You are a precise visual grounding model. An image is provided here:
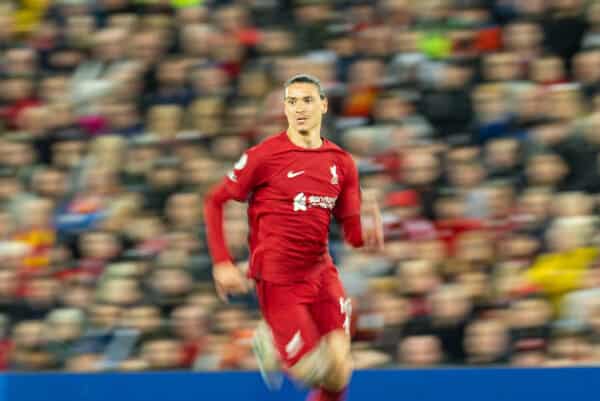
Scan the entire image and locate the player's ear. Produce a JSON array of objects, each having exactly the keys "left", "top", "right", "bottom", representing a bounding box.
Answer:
[{"left": 321, "top": 97, "right": 328, "bottom": 114}]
